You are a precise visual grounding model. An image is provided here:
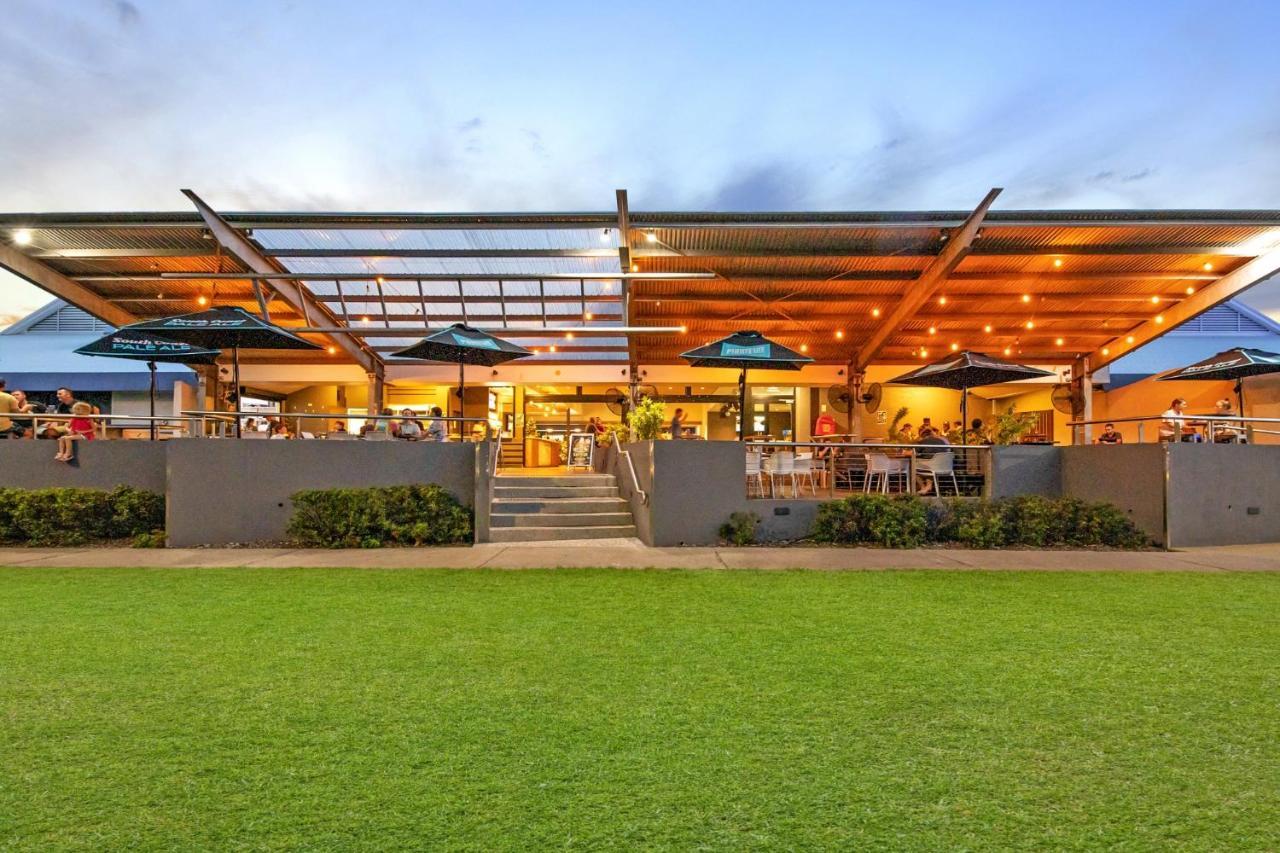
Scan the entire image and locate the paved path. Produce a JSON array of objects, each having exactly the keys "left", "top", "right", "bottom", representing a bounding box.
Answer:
[{"left": 2, "top": 542, "right": 1279, "bottom": 571}]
